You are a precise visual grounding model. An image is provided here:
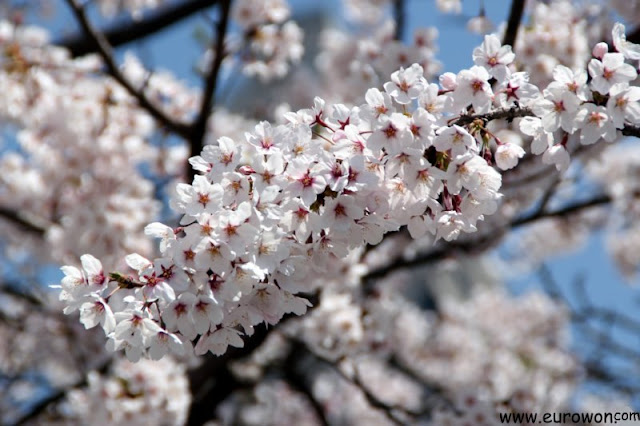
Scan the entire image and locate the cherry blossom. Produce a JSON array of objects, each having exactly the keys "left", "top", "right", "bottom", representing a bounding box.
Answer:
[
  {"left": 588, "top": 52, "right": 637, "bottom": 95},
  {"left": 473, "top": 34, "right": 515, "bottom": 82}
]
